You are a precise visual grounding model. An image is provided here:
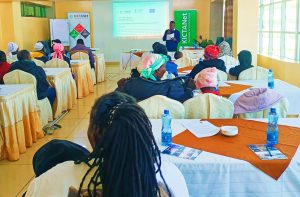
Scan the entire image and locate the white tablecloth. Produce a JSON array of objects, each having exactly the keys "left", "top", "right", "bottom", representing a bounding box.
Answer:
[
  {"left": 120, "top": 51, "right": 151, "bottom": 71},
  {"left": 151, "top": 118, "right": 300, "bottom": 197},
  {"left": 227, "top": 79, "right": 300, "bottom": 115},
  {"left": 93, "top": 53, "right": 106, "bottom": 83}
]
